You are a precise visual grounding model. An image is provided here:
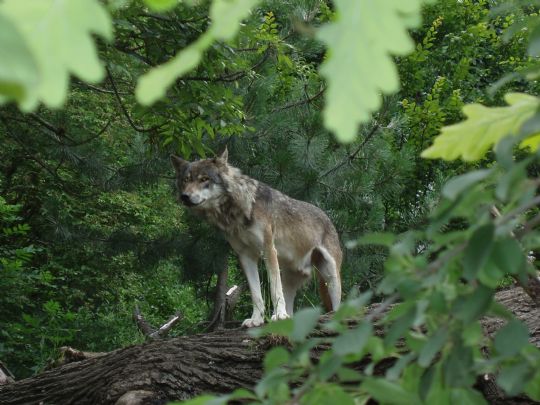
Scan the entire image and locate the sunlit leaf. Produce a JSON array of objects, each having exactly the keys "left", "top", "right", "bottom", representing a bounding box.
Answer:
[
  {"left": 316, "top": 0, "right": 424, "bottom": 143},
  {"left": 136, "top": 0, "right": 259, "bottom": 105},
  {"left": 422, "top": 93, "right": 540, "bottom": 161},
  {"left": 0, "top": 13, "right": 39, "bottom": 106},
  {"left": 0, "top": 0, "right": 112, "bottom": 110},
  {"left": 143, "top": 0, "right": 179, "bottom": 12}
]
